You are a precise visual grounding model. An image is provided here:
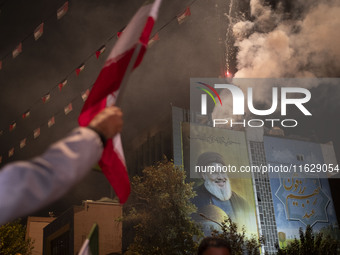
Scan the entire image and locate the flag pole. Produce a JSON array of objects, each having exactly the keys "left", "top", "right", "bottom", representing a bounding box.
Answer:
[
  {"left": 114, "top": 43, "right": 142, "bottom": 107},
  {"left": 79, "top": 0, "right": 162, "bottom": 203},
  {"left": 107, "top": 43, "right": 142, "bottom": 199}
]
